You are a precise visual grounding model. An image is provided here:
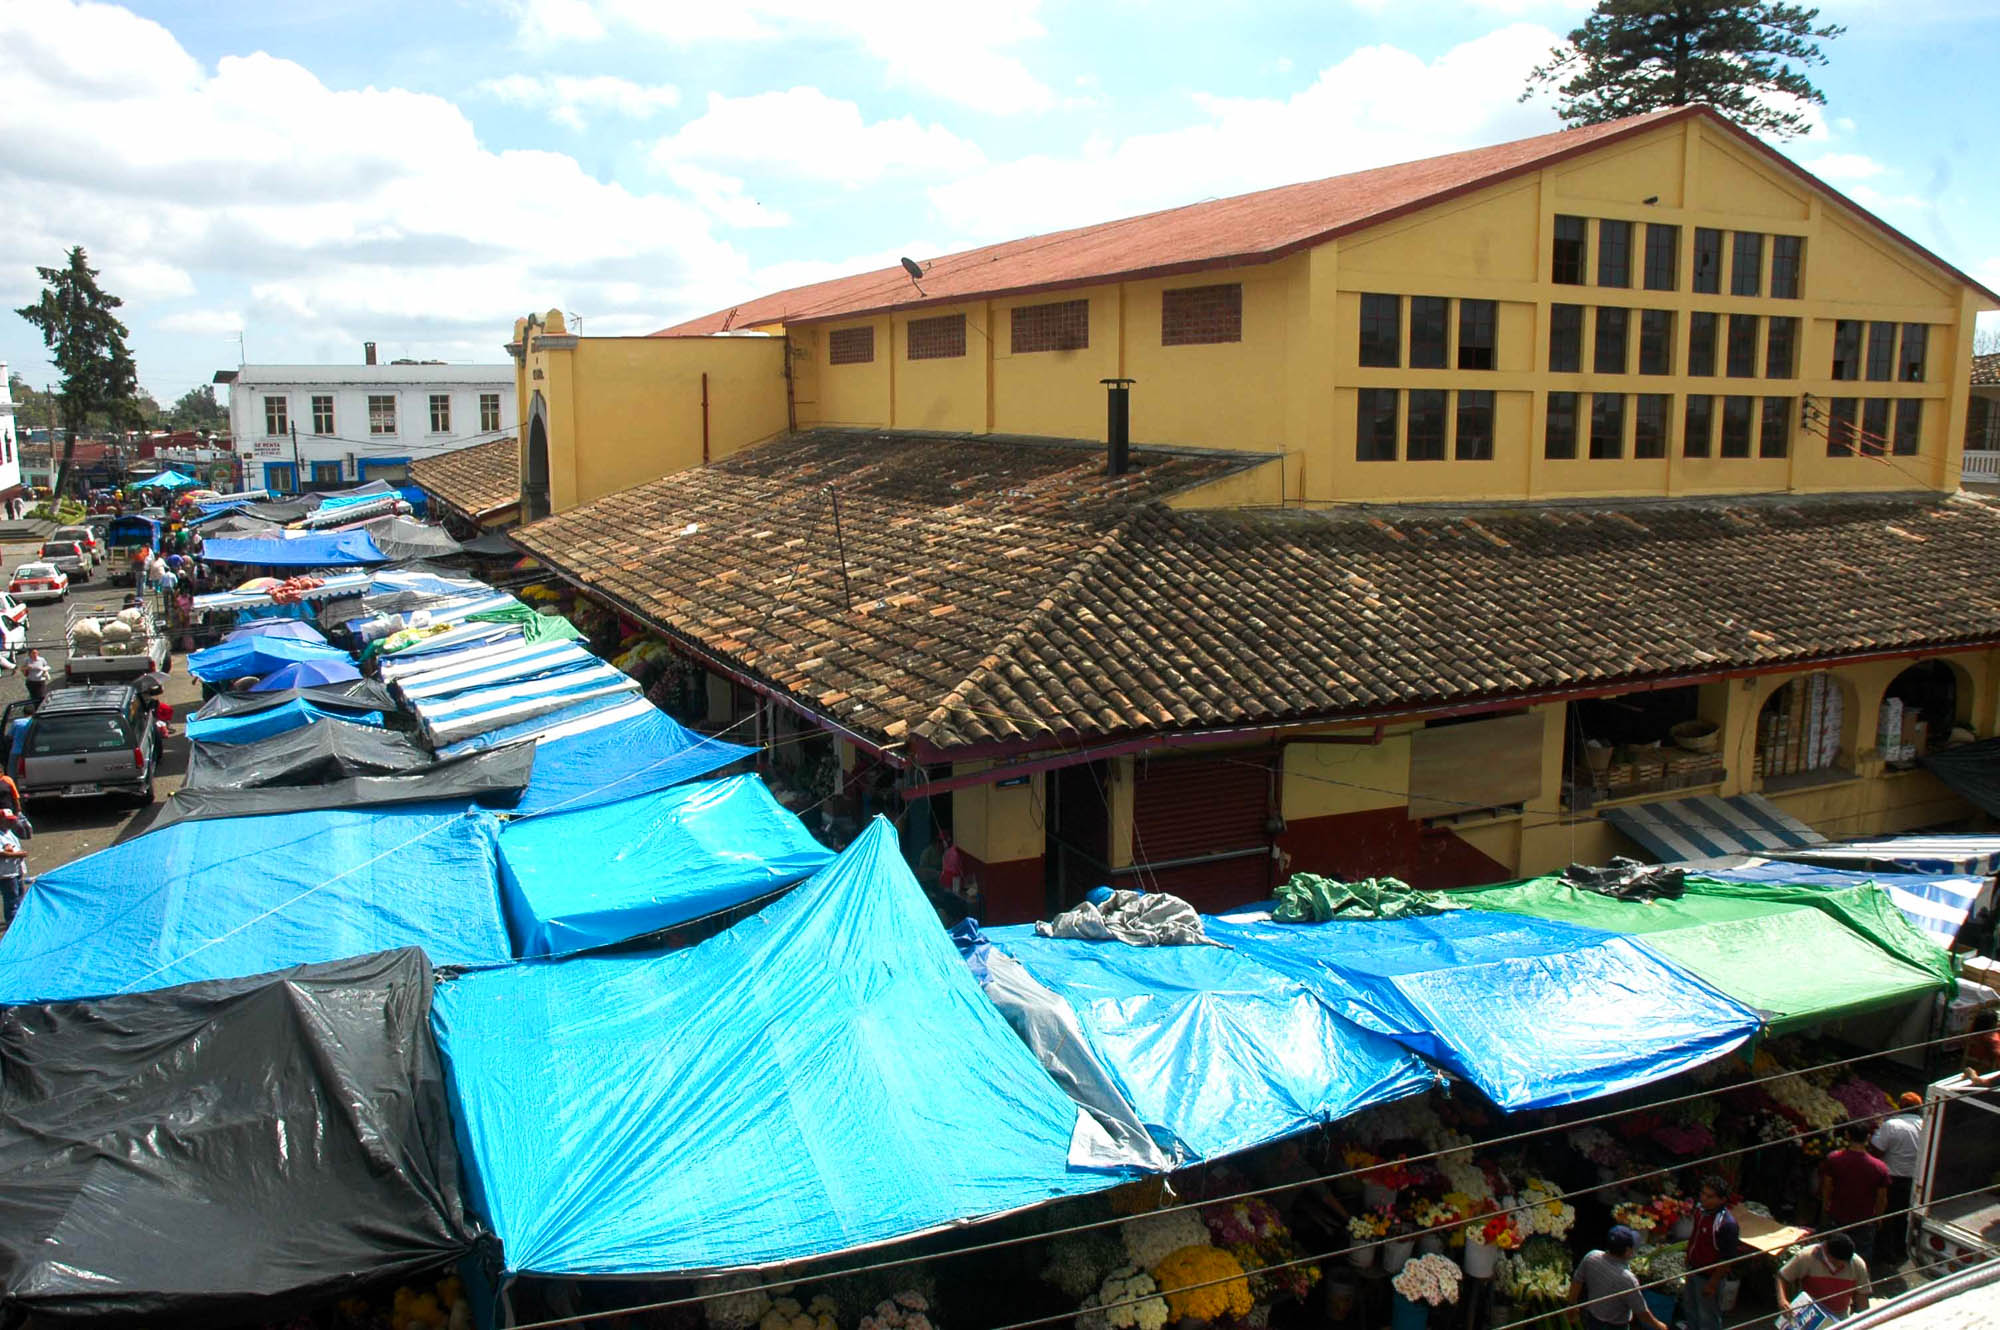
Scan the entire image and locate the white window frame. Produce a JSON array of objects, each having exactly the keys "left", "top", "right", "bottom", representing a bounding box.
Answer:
[
  {"left": 368, "top": 394, "right": 398, "bottom": 436},
  {"left": 479, "top": 392, "right": 502, "bottom": 433},
  {"left": 263, "top": 395, "right": 288, "bottom": 437},
  {"left": 429, "top": 393, "right": 451, "bottom": 435},
  {"left": 310, "top": 394, "right": 335, "bottom": 436}
]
